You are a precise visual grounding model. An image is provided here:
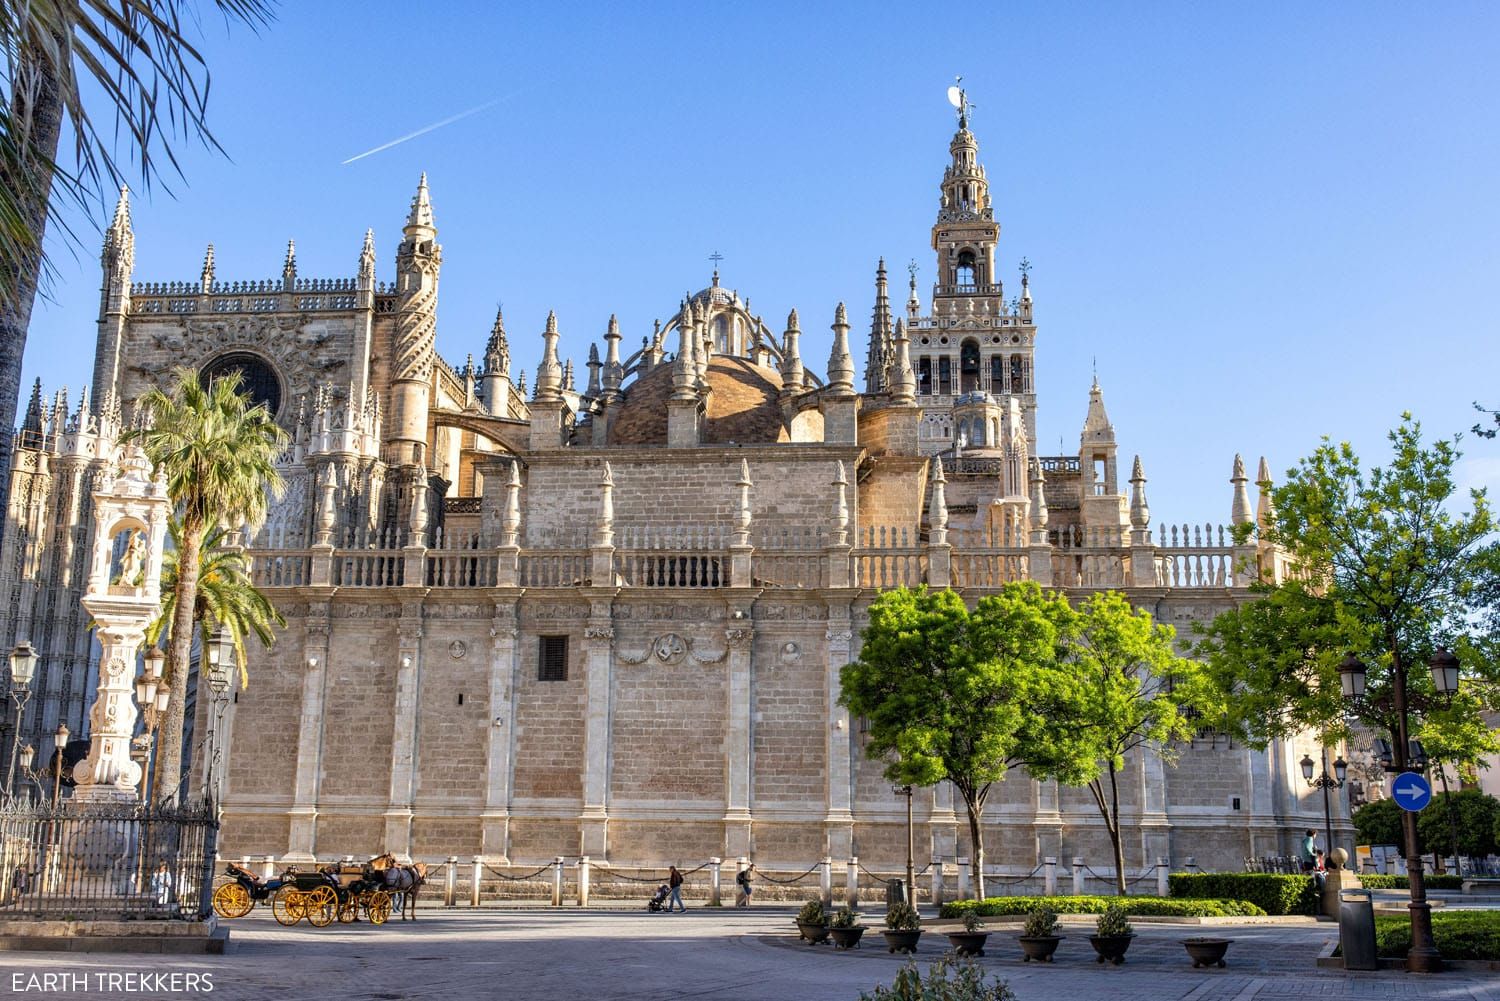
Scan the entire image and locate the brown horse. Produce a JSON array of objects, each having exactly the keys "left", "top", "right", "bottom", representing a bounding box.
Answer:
[{"left": 367, "top": 853, "right": 428, "bottom": 921}]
